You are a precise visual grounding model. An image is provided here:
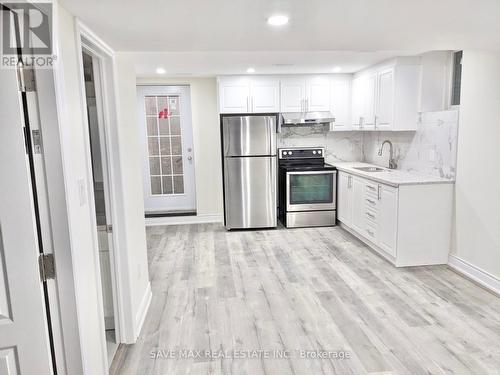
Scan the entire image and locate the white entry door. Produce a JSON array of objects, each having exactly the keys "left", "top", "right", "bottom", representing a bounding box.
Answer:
[
  {"left": 0, "top": 67, "right": 54, "bottom": 372},
  {"left": 137, "top": 85, "right": 196, "bottom": 214}
]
